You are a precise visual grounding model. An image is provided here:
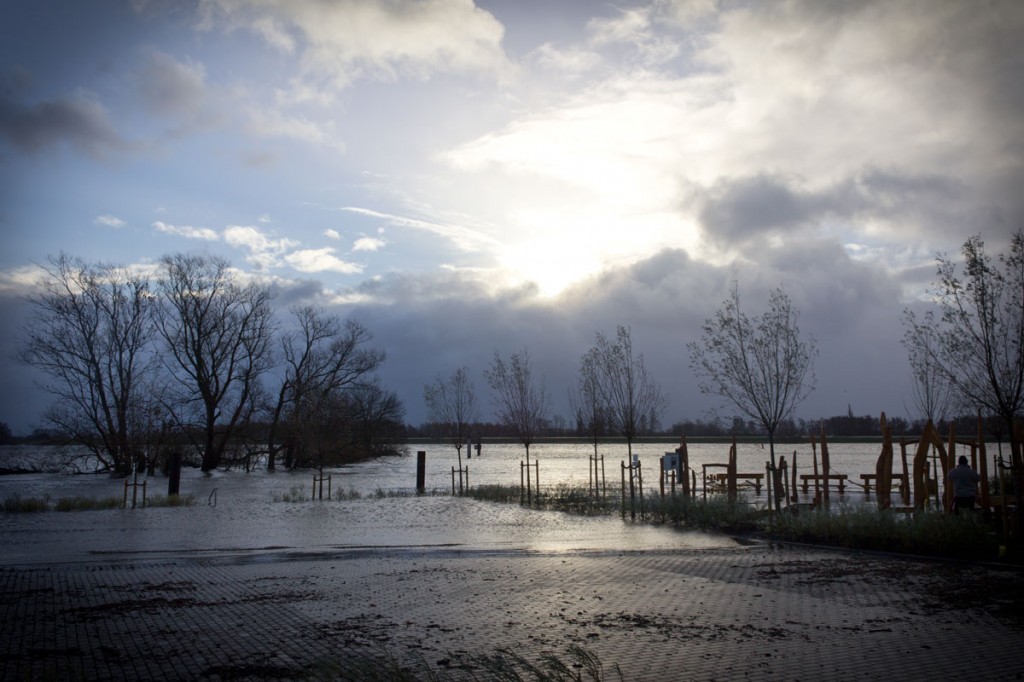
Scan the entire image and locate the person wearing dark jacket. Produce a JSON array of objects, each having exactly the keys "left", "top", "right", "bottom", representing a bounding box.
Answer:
[{"left": 947, "top": 455, "right": 981, "bottom": 514}]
